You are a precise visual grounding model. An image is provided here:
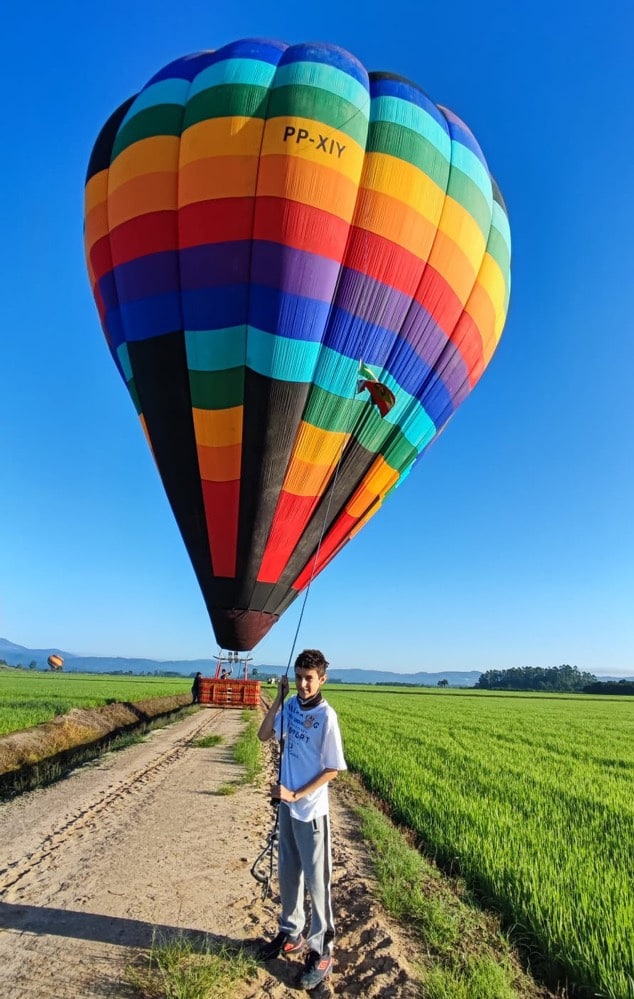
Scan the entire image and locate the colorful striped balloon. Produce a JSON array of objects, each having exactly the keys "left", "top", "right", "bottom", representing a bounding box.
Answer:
[{"left": 84, "top": 38, "right": 511, "bottom": 651}]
